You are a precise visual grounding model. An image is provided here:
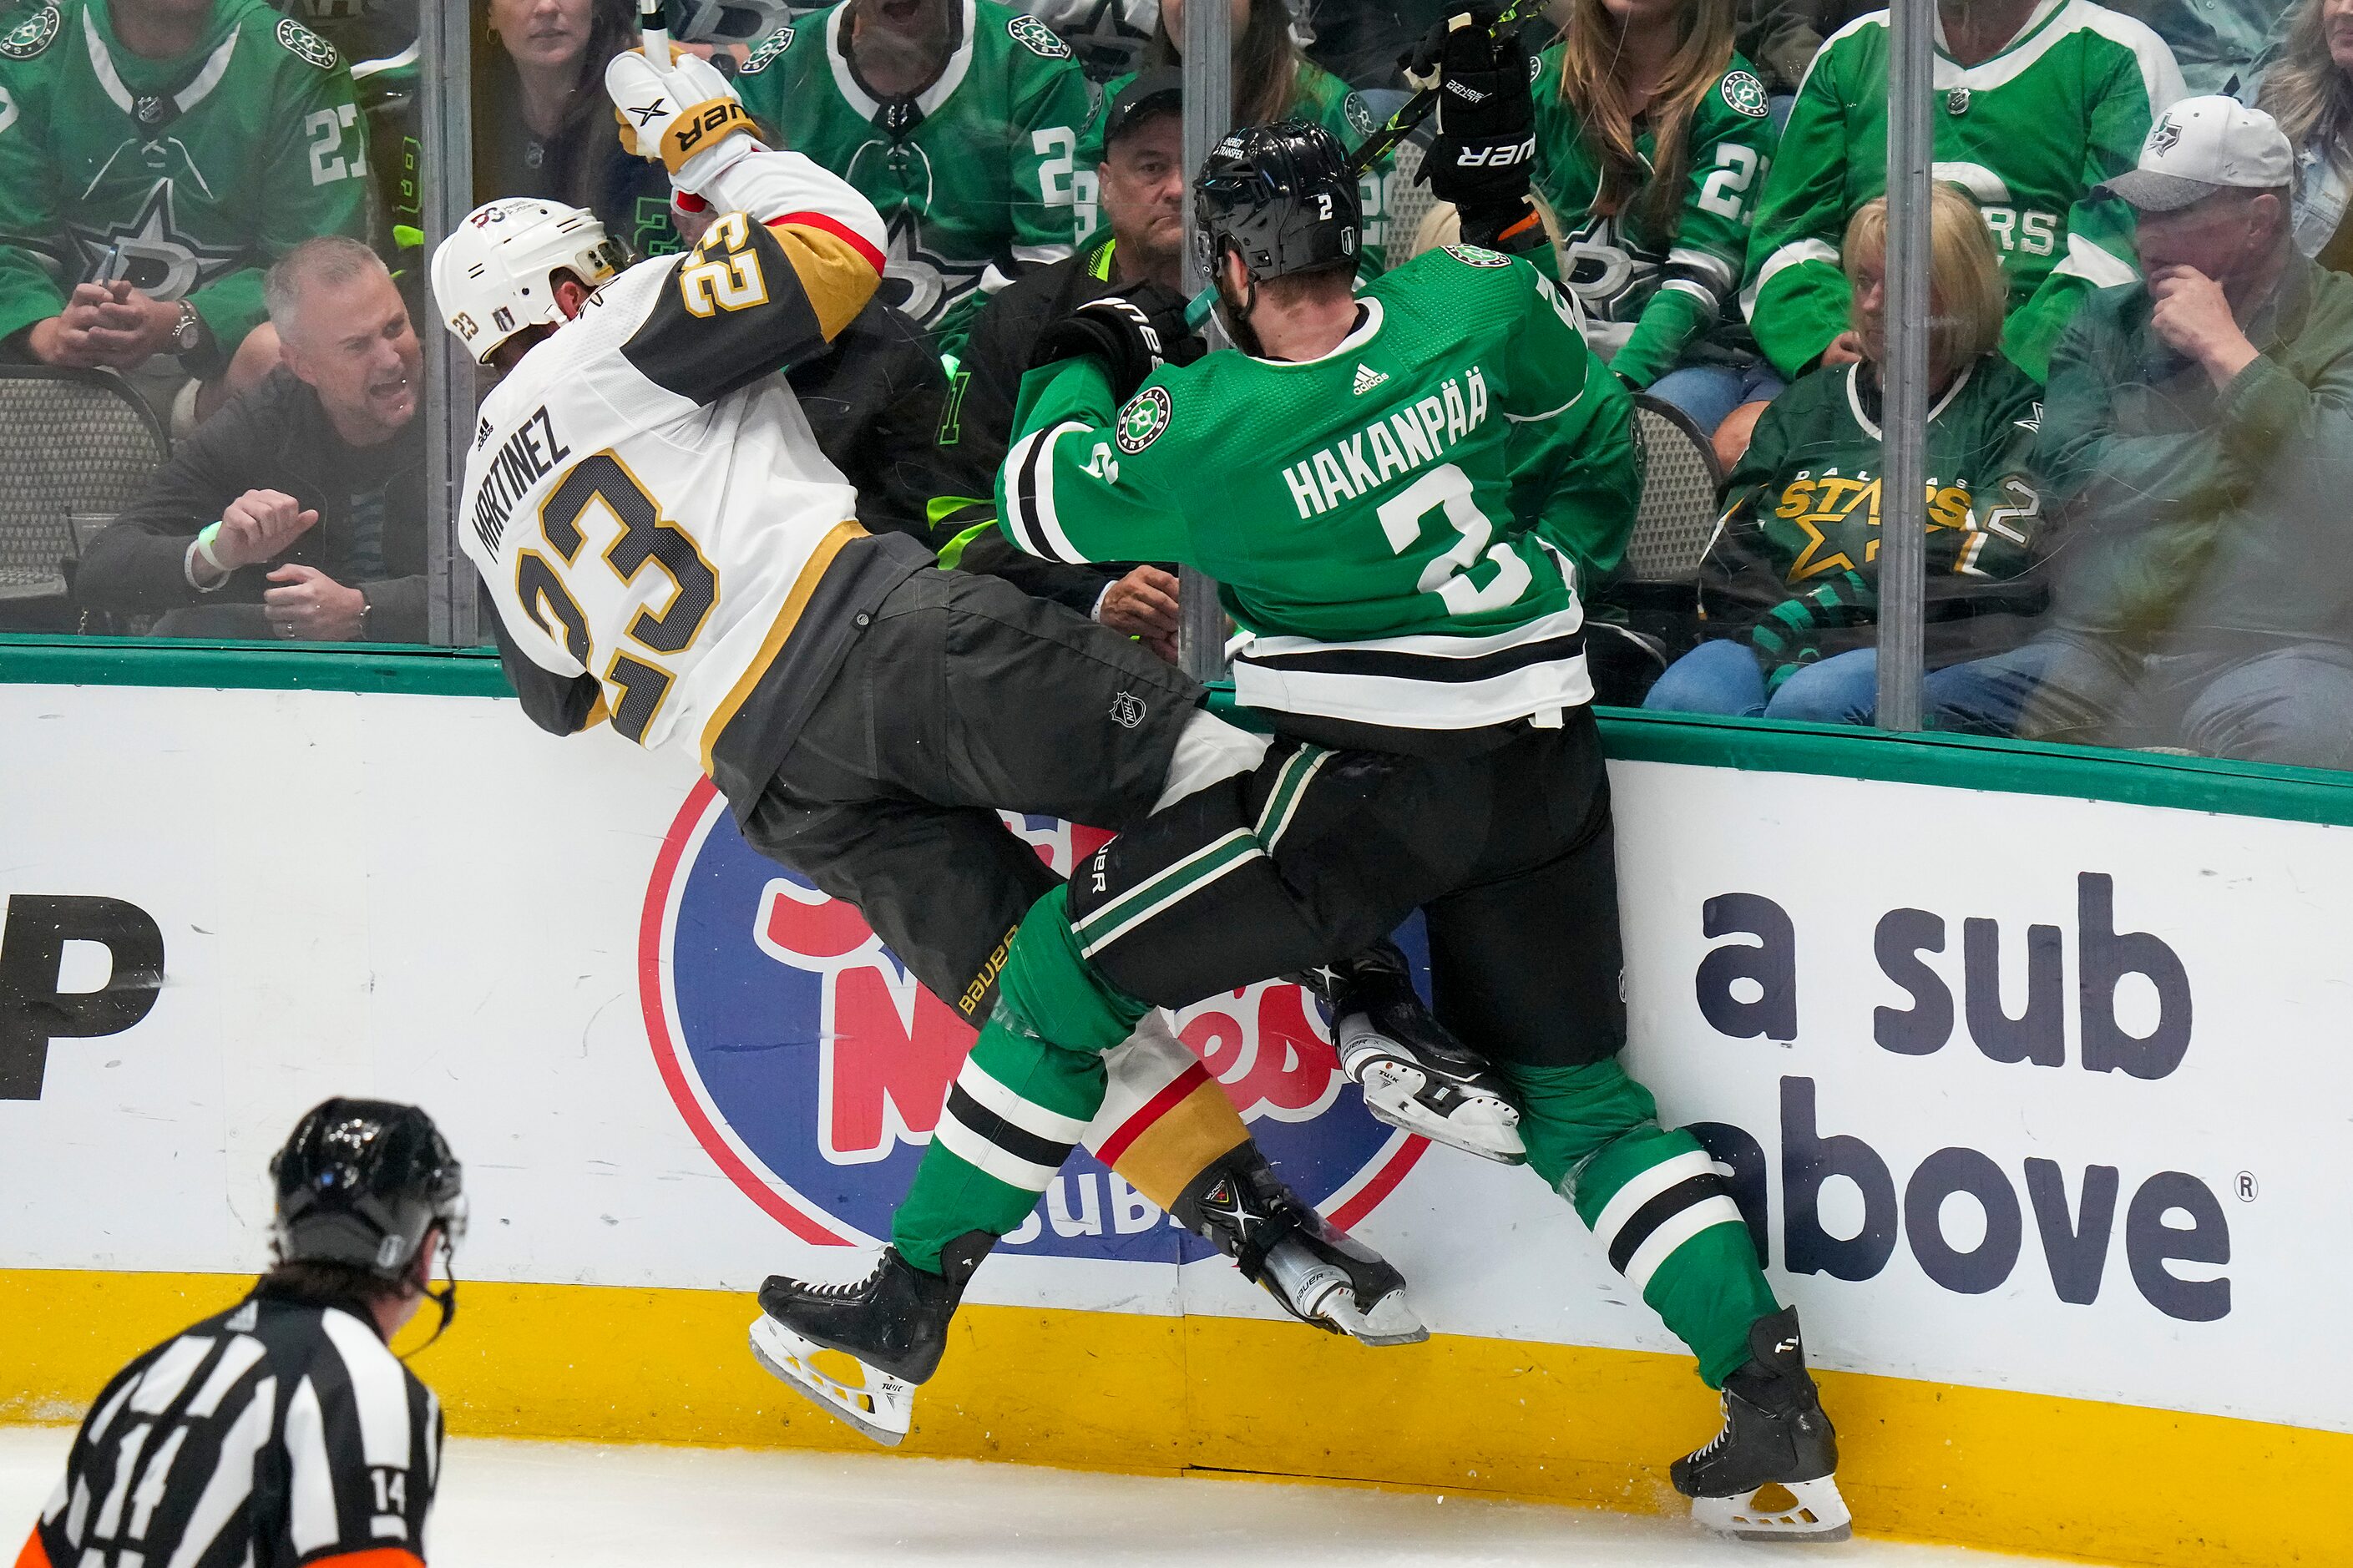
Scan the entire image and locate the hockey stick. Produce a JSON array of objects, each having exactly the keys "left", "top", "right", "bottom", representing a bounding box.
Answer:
[
  {"left": 639, "top": 0, "right": 669, "bottom": 58},
  {"left": 1343, "top": 0, "right": 1538, "bottom": 178},
  {"left": 1181, "top": 0, "right": 1539, "bottom": 330}
]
